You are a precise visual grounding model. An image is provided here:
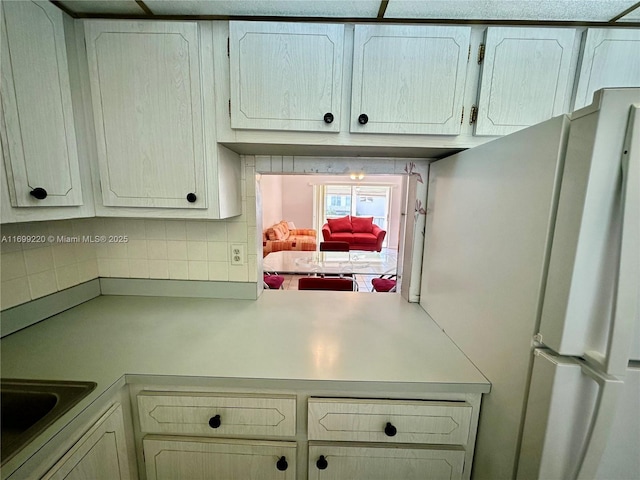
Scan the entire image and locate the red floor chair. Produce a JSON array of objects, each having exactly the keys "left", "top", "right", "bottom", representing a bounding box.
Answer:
[
  {"left": 371, "top": 274, "right": 397, "bottom": 292},
  {"left": 263, "top": 273, "right": 285, "bottom": 289},
  {"left": 320, "top": 241, "right": 350, "bottom": 252},
  {"left": 298, "top": 276, "right": 358, "bottom": 291}
]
